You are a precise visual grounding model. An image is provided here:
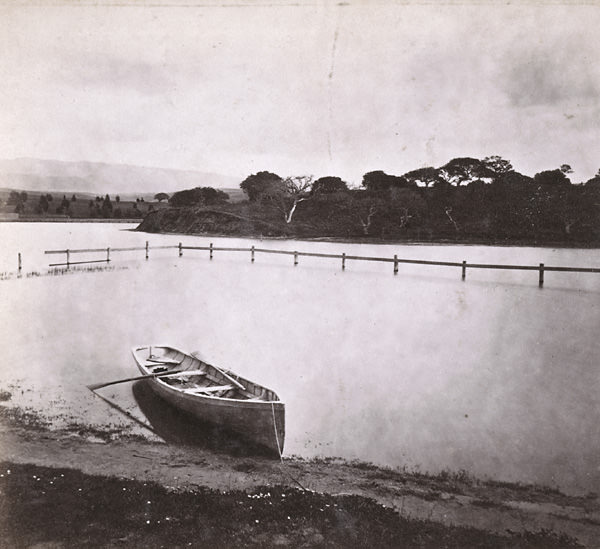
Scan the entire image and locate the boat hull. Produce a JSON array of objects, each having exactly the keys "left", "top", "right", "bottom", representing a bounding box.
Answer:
[{"left": 132, "top": 345, "right": 285, "bottom": 456}]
